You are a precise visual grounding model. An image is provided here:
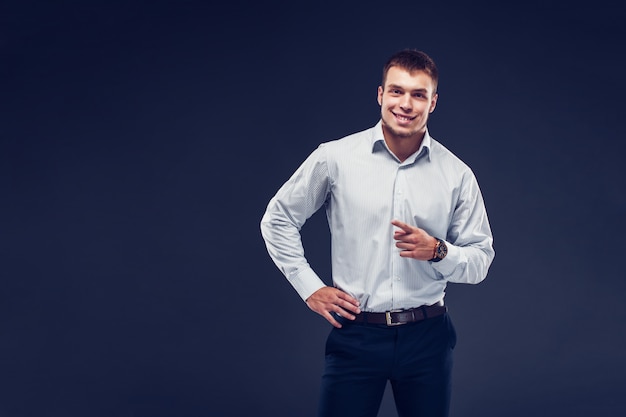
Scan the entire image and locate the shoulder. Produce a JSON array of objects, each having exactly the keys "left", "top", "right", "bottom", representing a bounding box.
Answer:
[
  {"left": 428, "top": 137, "right": 483, "bottom": 194},
  {"left": 321, "top": 125, "right": 374, "bottom": 150},
  {"left": 429, "top": 137, "right": 474, "bottom": 175},
  {"left": 317, "top": 125, "right": 375, "bottom": 163}
]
